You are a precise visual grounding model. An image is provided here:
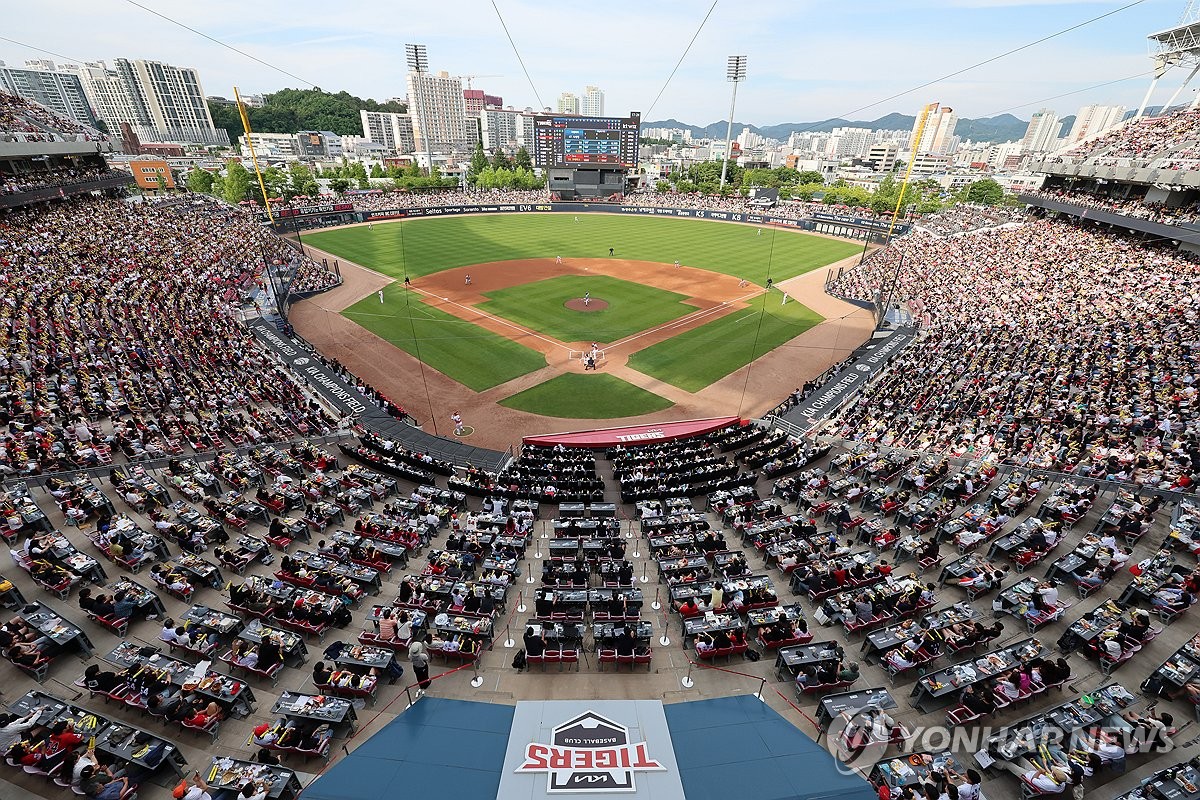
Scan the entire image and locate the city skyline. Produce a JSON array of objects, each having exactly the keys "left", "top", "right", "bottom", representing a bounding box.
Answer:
[{"left": 0, "top": 0, "right": 1186, "bottom": 126}]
